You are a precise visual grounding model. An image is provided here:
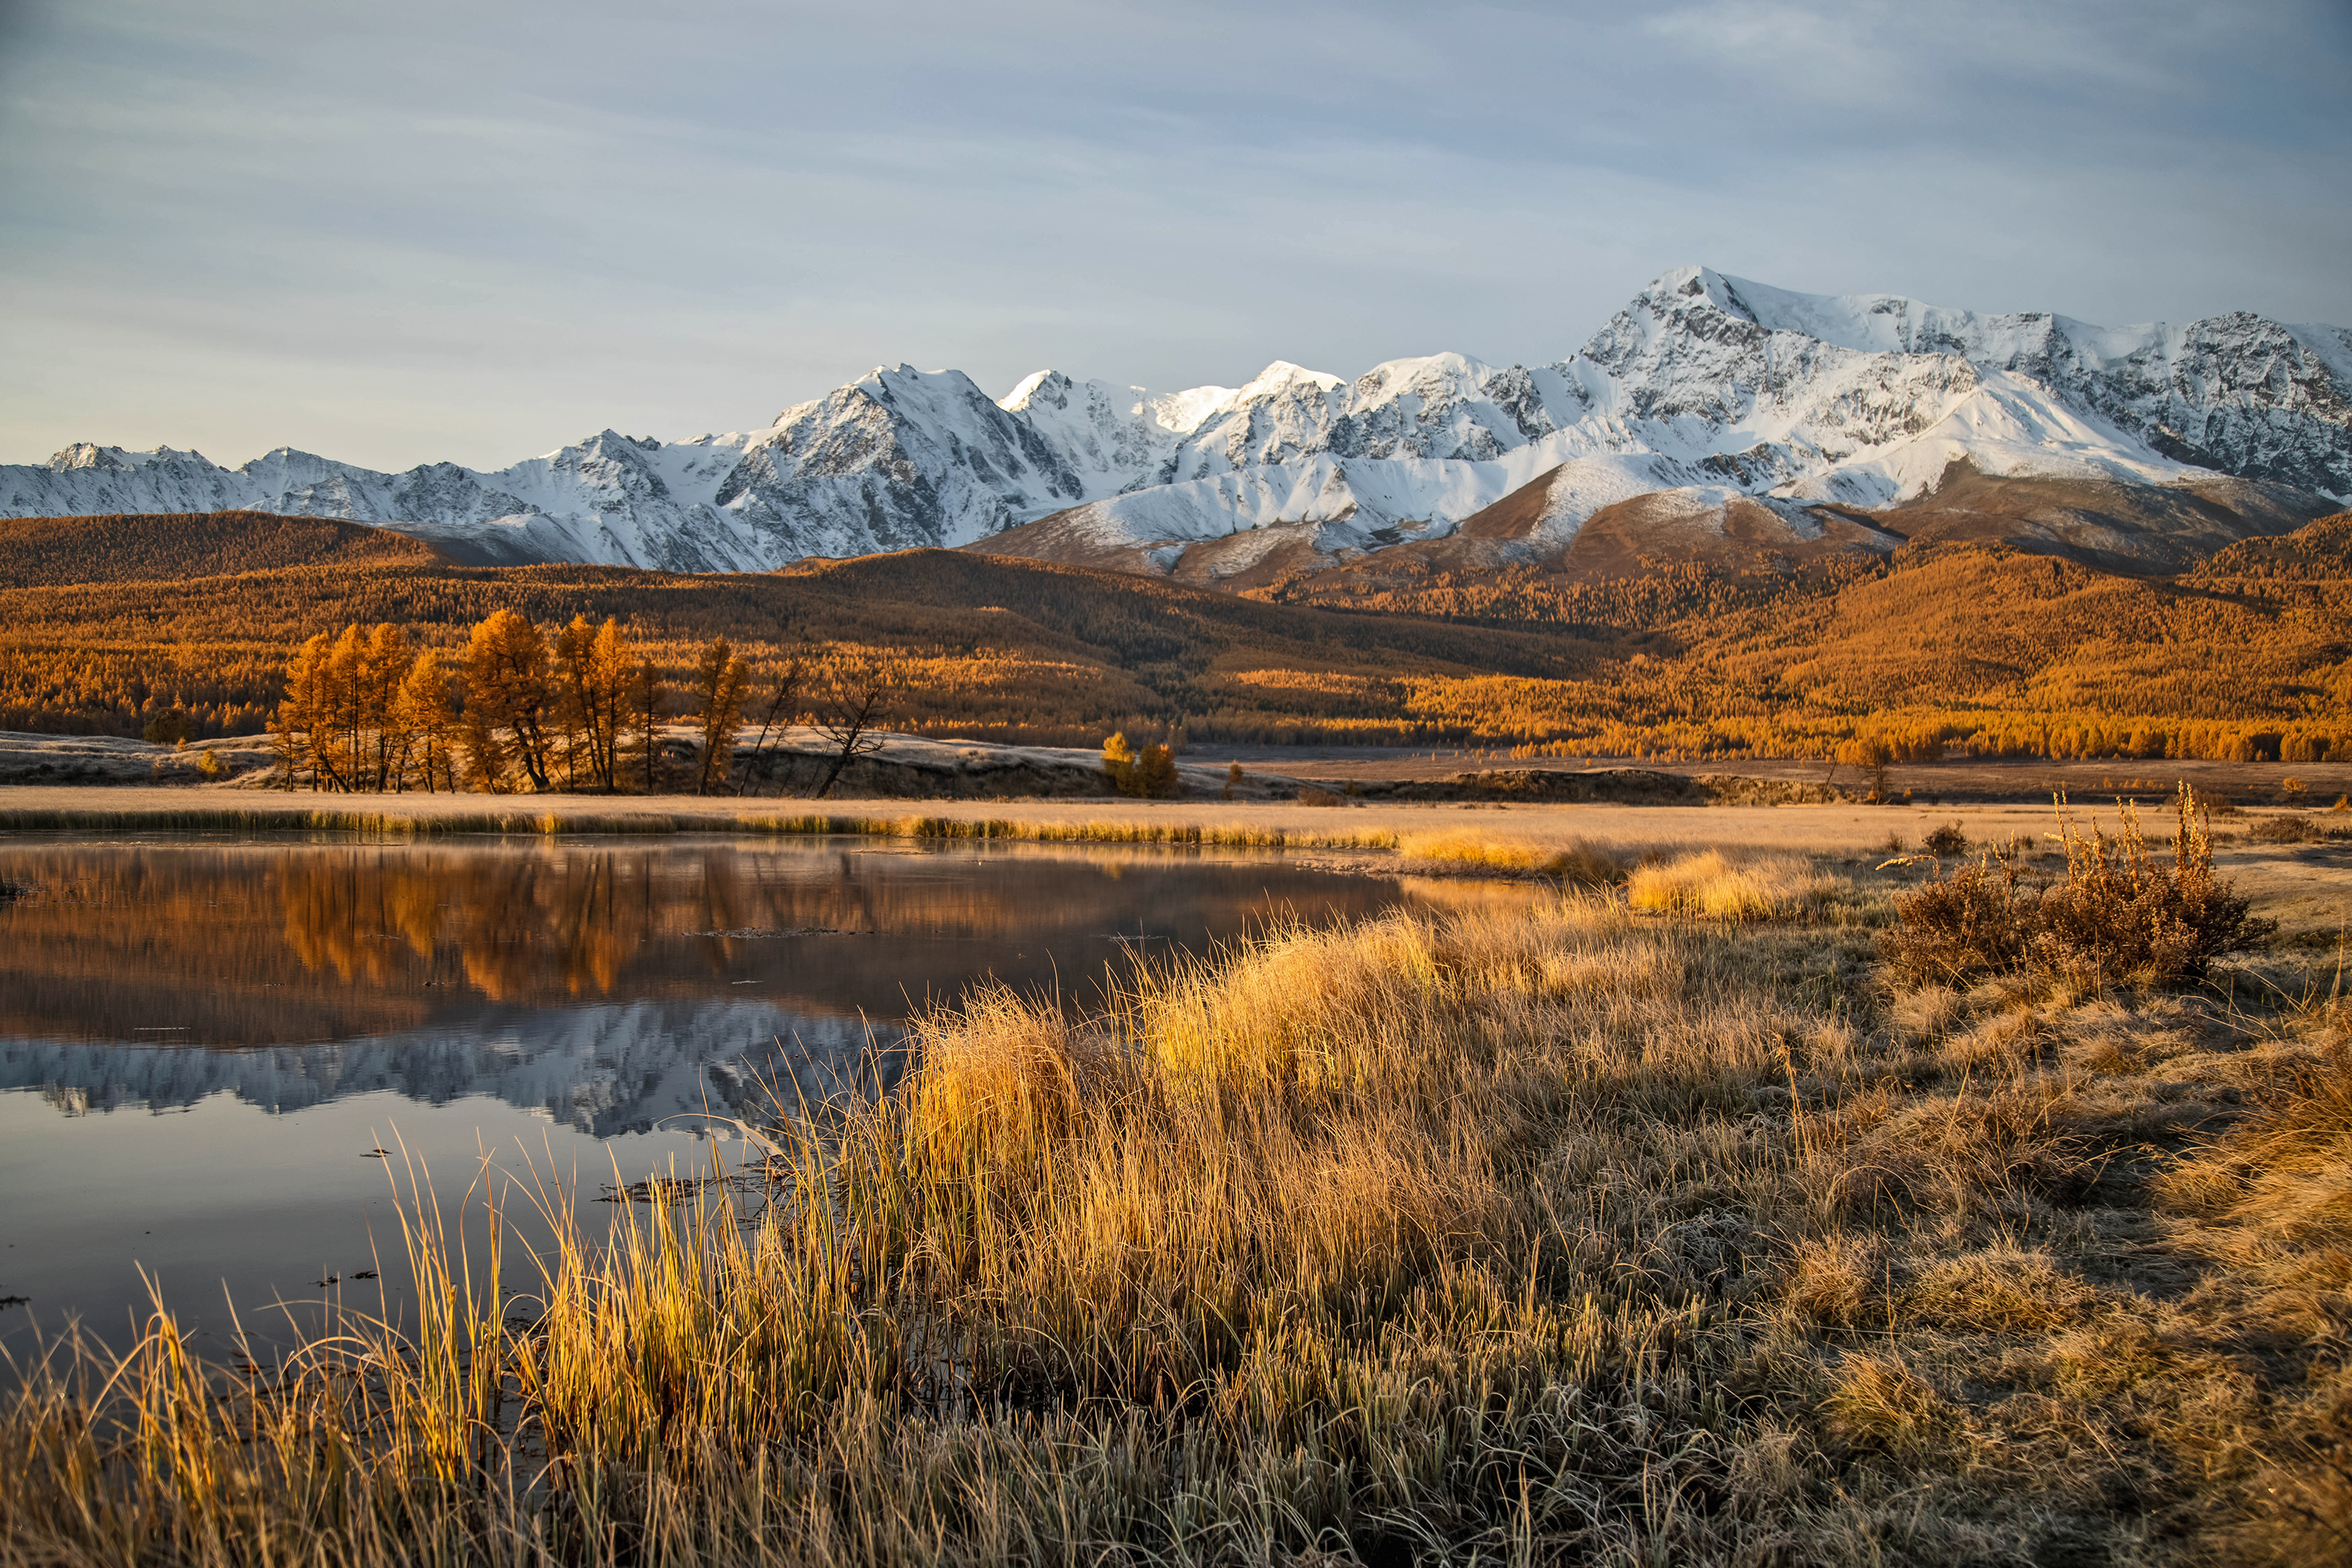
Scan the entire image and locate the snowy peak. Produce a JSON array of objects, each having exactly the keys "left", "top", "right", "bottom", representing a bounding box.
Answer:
[
  {"left": 996, "top": 372, "right": 1173, "bottom": 492},
  {"left": 1614, "top": 266, "right": 2352, "bottom": 496},
  {"left": 50, "top": 442, "right": 133, "bottom": 472},
  {"left": 4, "top": 267, "right": 2345, "bottom": 574}
]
